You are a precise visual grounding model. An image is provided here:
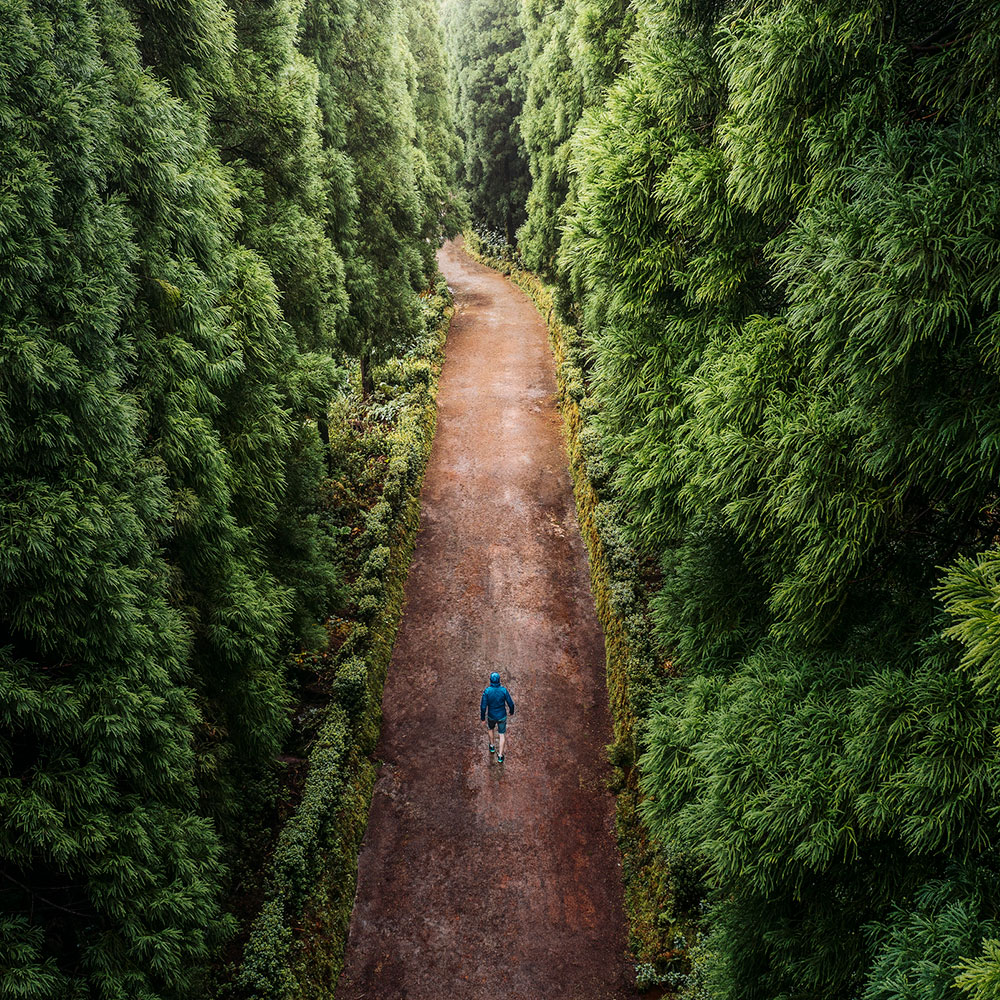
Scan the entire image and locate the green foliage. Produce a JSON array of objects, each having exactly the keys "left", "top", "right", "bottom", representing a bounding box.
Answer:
[
  {"left": 518, "top": 0, "right": 634, "bottom": 281},
  {"left": 112, "top": 0, "right": 301, "bottom": 839},
  {"left": 518, "top": 0, "right": 584, "bottom": 276},
  {"left": 335, "top": 0, "right": 425, "bottom": 386},
  {"left": 1, "top": 0, "right": 460, "bottom": 993},
  {"left": 298, "top": 0, "right": 461, "bottom": 392},
  {"left": 332, "top": 657, "right": 369, "bottom": 721},
  {"left": 443, "top": 0, "right": 530, "bottom": 243},
  {"left": 0, "top": 1, "right": 230, "bottom": 993},
  {"left": 957, "top": 940, "right": 1000, "bottom": 1000},
  {"left": 864, "top": 867, "right": 1000, "bottom": 1000},
  {"left": 235, "top": 705, "right": 354, "bottom": 999},
  {"left": 403, "top": 0, "right": 468, "bottom": 272},
  {"left": 538, "top": 0, "right": 1000, "bottom": 993},
  {"left": 209, "top": 0, "right": 349, "bottom": 654}
]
